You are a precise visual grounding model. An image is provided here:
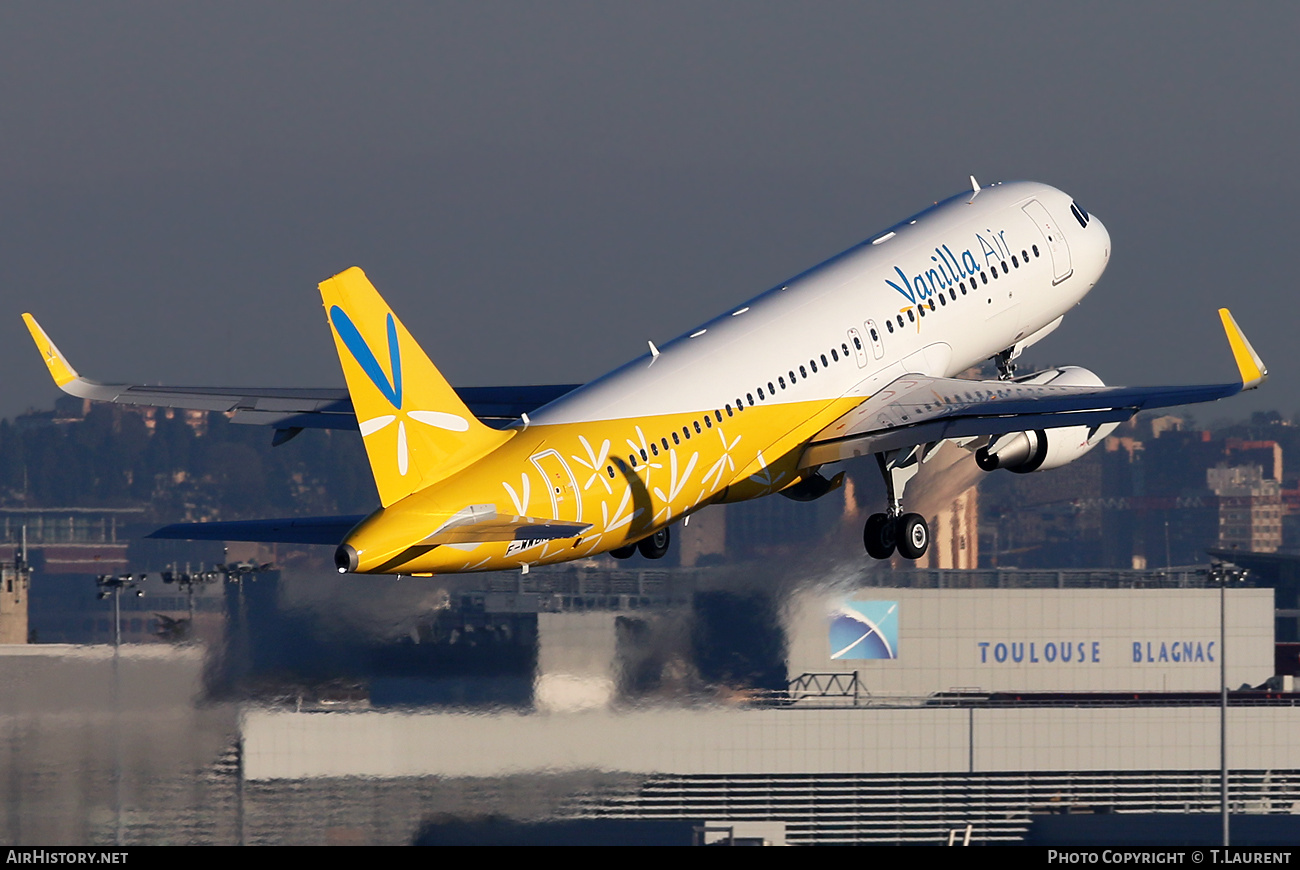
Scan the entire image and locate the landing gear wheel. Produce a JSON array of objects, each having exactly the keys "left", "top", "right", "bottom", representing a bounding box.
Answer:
[
  {"left": 637, "top": 527, "right": 670, "bottom": 560},
  {"left": 895, "top": 513, "right": 929, "bottom": 560},
  {"left": 610, "top": 543, "right": 637, "bottom": 560},
  {"left": 863, "top": 513, "right": 896, "bottom": 560}
]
